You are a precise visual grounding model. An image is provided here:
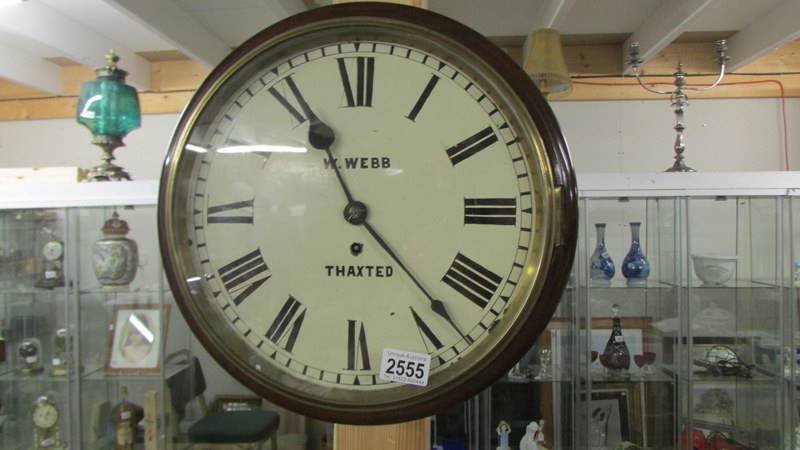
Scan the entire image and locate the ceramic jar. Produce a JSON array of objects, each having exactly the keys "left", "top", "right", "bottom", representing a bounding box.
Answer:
[{"left": 93, "top": 212, "right": 138, "bottom": 287}]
